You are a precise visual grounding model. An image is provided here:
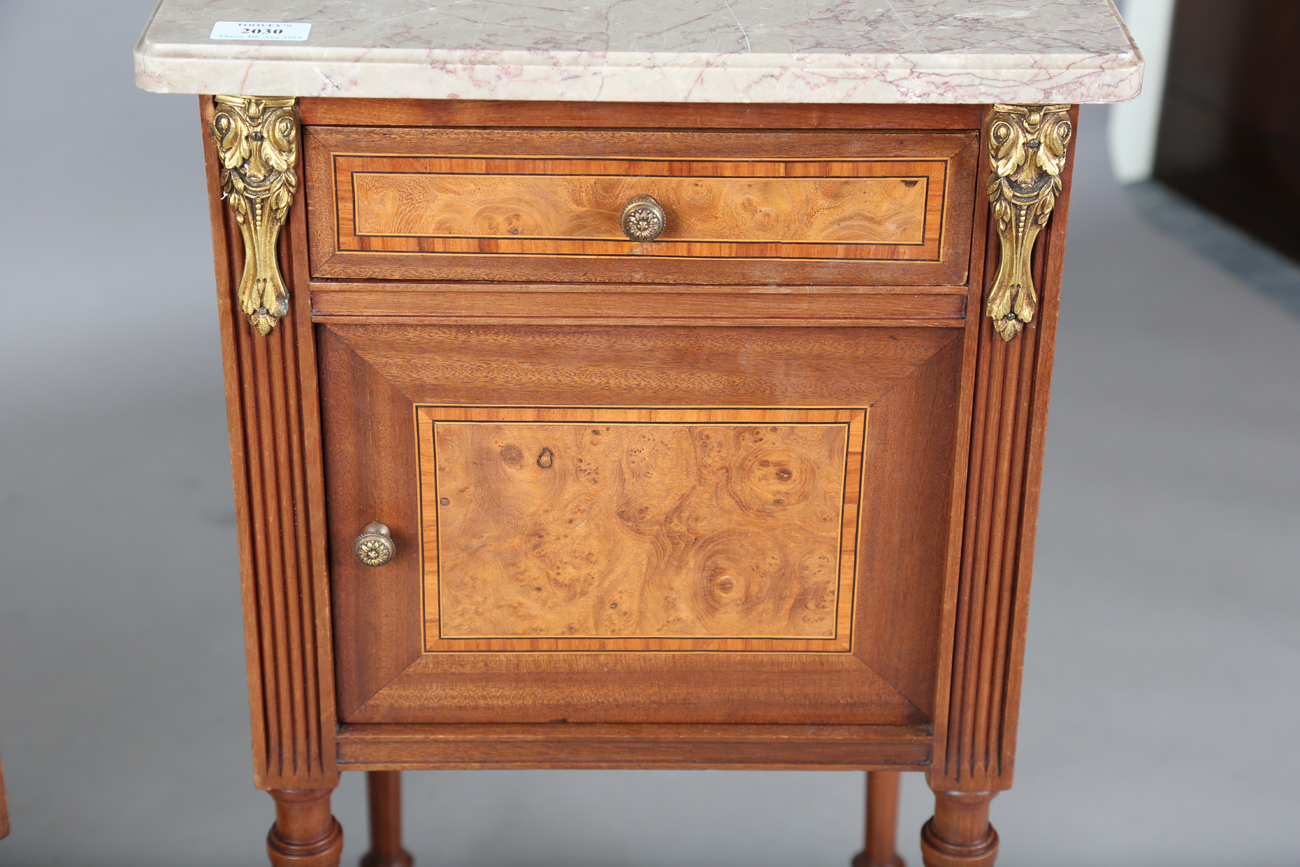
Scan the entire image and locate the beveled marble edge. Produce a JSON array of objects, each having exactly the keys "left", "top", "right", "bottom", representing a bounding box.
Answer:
[
  {"left": 135, "top": 48, "right": 1142, "bottom": 104},
  {"left": 135, "top": 6, "right": 1143, "bottom": 104}
]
